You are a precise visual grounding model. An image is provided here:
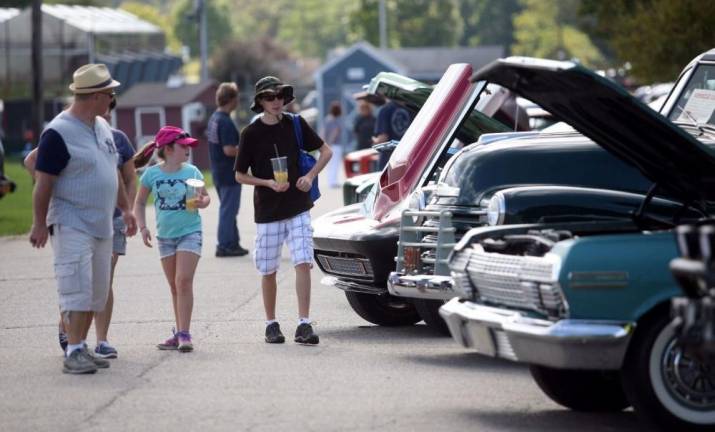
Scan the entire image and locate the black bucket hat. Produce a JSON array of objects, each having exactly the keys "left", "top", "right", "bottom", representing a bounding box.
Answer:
[{"left": 250, "top": 76, "right": 295, "bottom": 113}]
